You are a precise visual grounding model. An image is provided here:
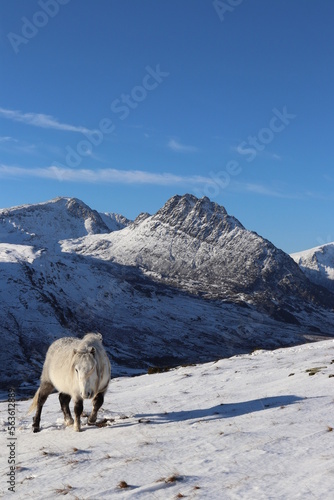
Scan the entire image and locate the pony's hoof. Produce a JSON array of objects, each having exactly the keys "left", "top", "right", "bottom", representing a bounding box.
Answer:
[
  {"left": 73, "top": 424, "right": 81, "bottom": 432},
  {"left": 65, "top": 418, "right": 74, "bottom": 426},
  {"left": 87, "top": 418, "right": 96, "bottom": 426},
  {"left": 33, "top": 427, "right": 40, "bottom": 433}
]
